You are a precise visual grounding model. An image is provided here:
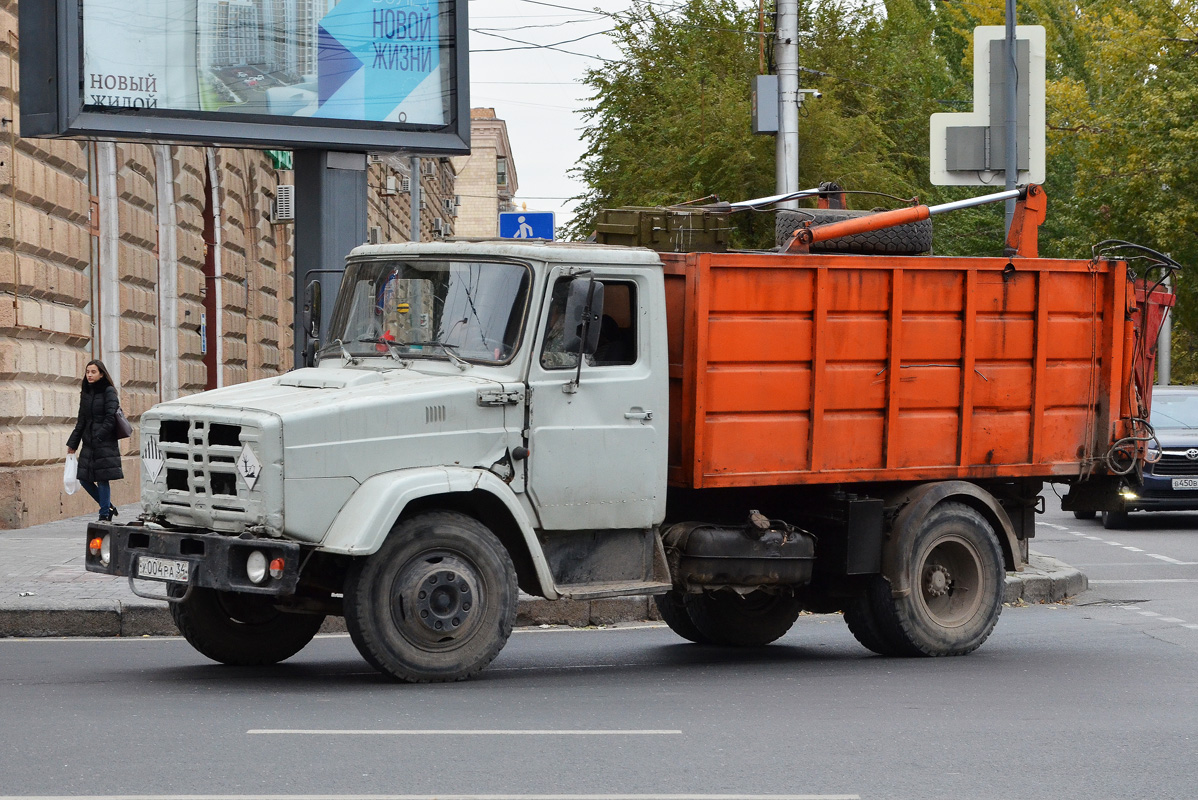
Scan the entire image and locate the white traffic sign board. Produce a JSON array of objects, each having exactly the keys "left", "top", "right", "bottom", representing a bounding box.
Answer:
[{"left": 930, "top": 26, "right": 1046, "bottom": 186}]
